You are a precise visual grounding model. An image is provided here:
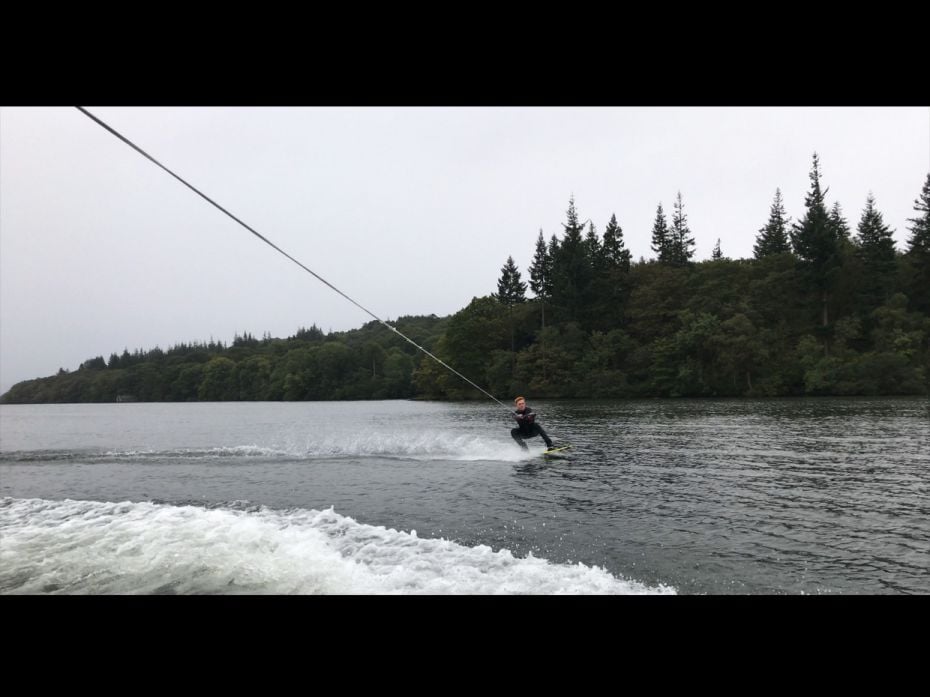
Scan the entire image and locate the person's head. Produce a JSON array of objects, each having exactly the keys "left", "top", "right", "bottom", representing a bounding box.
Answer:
[{"left": 514, "top": 396, "right": 526, "bottom": 410}]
